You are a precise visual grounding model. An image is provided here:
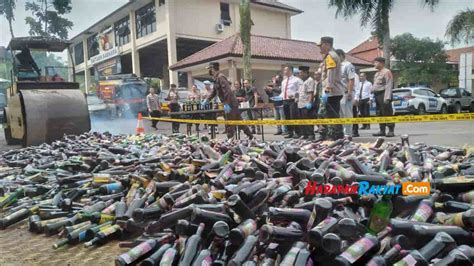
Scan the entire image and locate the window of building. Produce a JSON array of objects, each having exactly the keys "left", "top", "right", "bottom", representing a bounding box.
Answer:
[
  {"left": 74, "top": 42, "right": 84, "bottom": 65},
  {"left": 220, "top": 2, "right": 231, "bottom": 26},
  {"left": 87, "top": 33, "right": 99, "bottom": 59},
  {"left": 115, "top": 16, "right": 131, "bottom": 46},
  {"left": 136, "top": 2, "right": 156, "bottom": 38},
  {"left": 159, "top": 0, "right": 165, "bottom": 7}
]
